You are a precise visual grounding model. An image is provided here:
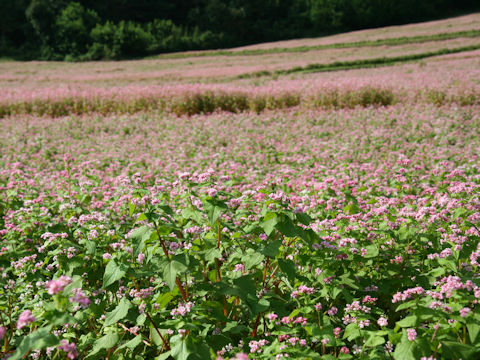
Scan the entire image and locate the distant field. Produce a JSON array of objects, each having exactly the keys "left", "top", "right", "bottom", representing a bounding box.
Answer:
[
  {"left": 232, "top": 12, "right": 480, "bottom": 51},
  {"left": 1, "top": 12, "right": 479, "bottom": 118},
  {"left": 1, "top": 14, "right": 480, "bottom": 360}
]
